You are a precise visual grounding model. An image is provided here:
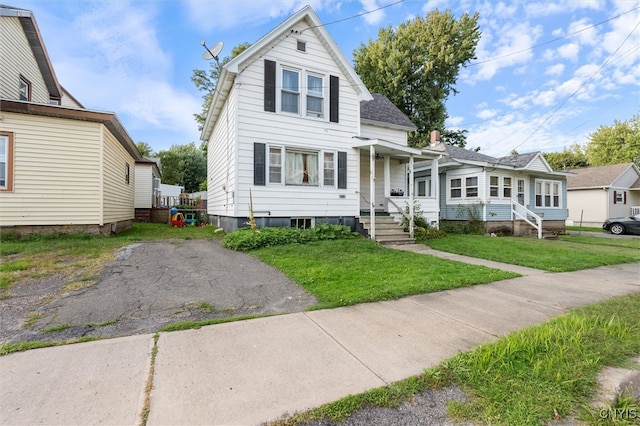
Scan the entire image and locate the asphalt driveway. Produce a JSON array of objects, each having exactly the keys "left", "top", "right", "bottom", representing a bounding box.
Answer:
[{"left": 0, "top": 239, "right": 317, "bottom": 344}]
